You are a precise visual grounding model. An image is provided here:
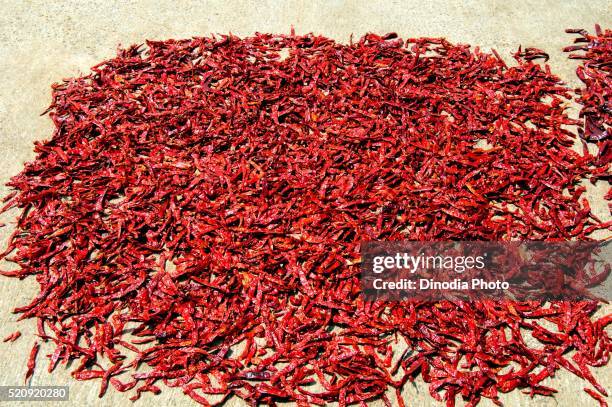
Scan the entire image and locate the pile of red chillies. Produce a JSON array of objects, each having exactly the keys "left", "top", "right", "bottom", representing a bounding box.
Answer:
[
  {"left": 0, "top": 28, "right": 611, "bottom": 406},
  {"left": 565, "top": 25, "right": 611, "bottom": 141},
  {"left": 565, "top": 25, "right": 611, "bottom": 174}
]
